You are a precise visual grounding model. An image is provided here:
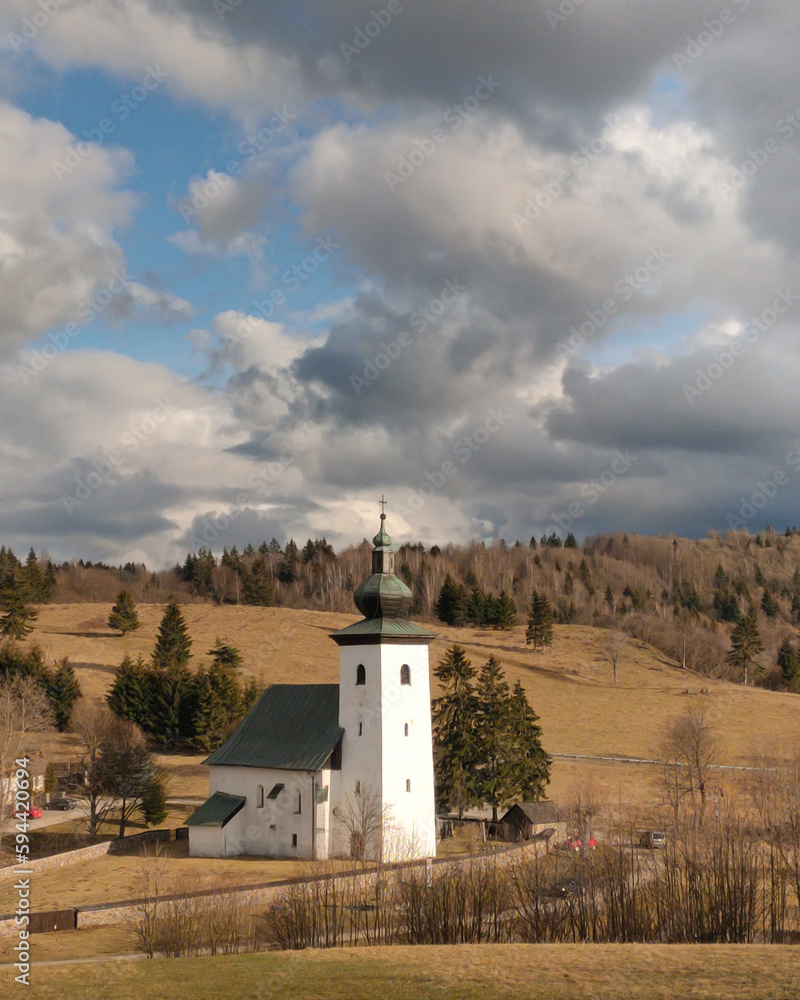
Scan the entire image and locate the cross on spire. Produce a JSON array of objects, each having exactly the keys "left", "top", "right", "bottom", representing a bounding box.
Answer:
[{"left": 378, "top": 494, "right": 387, "bottom": 519}]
